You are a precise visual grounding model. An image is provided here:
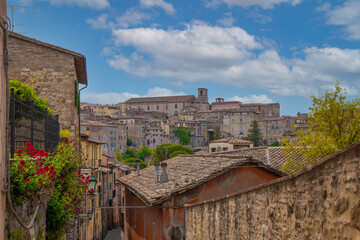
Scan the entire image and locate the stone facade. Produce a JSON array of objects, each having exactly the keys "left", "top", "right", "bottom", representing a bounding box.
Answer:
[
  {"left": 185, "top": 142, "right": 360, "bottom": 240},
  {"left": 8, "top": 32, "right": 87, "bottom": 134},
  {"left": 124, "top": 88, "right": 209, "bottom": 116}
]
